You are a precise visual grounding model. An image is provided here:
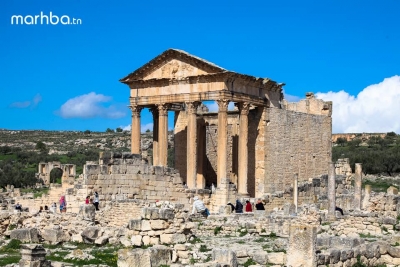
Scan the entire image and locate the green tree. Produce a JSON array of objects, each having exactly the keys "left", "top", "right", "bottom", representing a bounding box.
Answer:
[
  {"left": 84, "top": 130, "right": 91, "bottom": 135},
  {"left": 116, "top": 127, "right": 123, "bottom": 133},
  {"left": 106, "top": 128, "right": 114, "bottom": 133},
  {"left": 35, "top": 141, "right": 47, "bottom": 152},
  {"left": 336, "top": 137, "right": 347, "bottom": 147}
]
